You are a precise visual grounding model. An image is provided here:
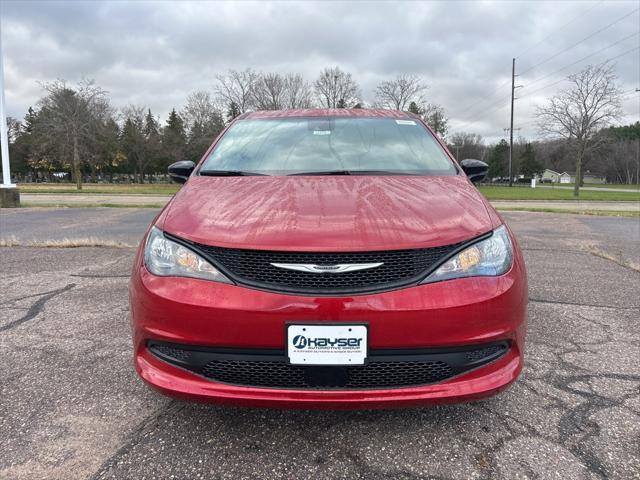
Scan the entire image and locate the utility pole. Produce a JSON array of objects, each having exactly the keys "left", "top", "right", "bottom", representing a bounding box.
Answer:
[
  {"left": 508, "top": 58, "right": 523, "bottom": 188},
  {"left": 509, "top": 58, "right": 515, "bottom": 187}
]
